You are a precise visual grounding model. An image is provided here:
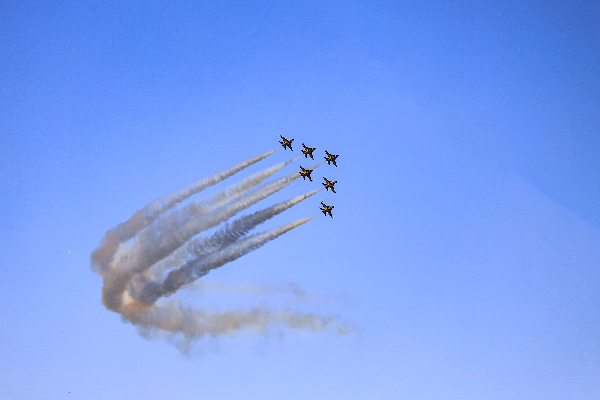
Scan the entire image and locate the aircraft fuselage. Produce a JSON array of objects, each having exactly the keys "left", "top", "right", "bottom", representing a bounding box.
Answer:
[{"left": 279, "top": 135, "right": 294, "bottom": 151}]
